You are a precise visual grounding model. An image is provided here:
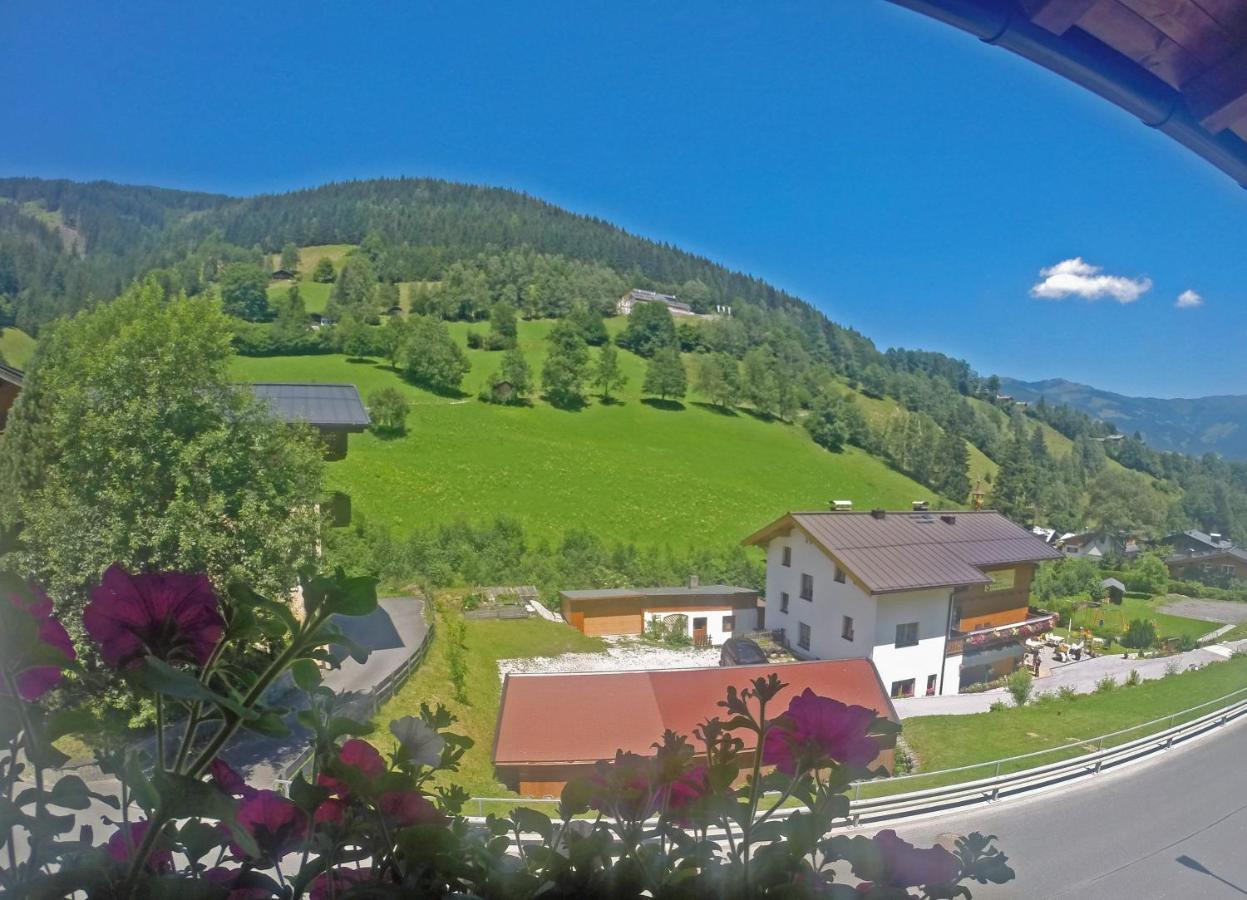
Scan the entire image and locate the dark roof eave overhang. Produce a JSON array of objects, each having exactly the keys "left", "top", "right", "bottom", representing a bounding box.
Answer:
[{"left": 884, "top": 0, "right": 1247, "bottom": 188}]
